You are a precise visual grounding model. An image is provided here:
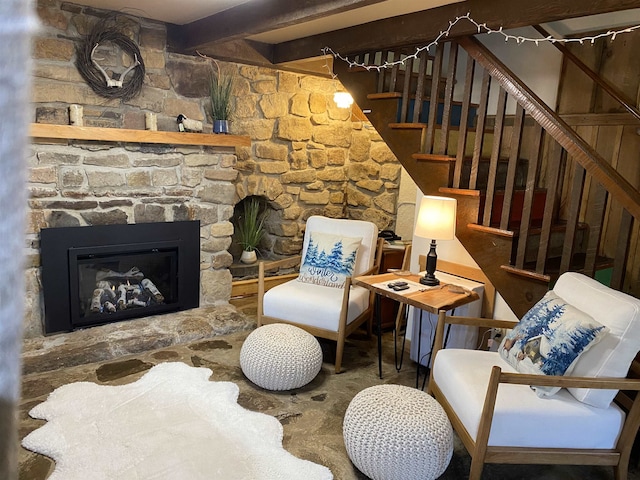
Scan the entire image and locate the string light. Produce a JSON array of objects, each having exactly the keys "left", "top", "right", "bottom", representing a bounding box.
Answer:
[{"left": 322, "top": 13, "right": 640, "bottom": 72}]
